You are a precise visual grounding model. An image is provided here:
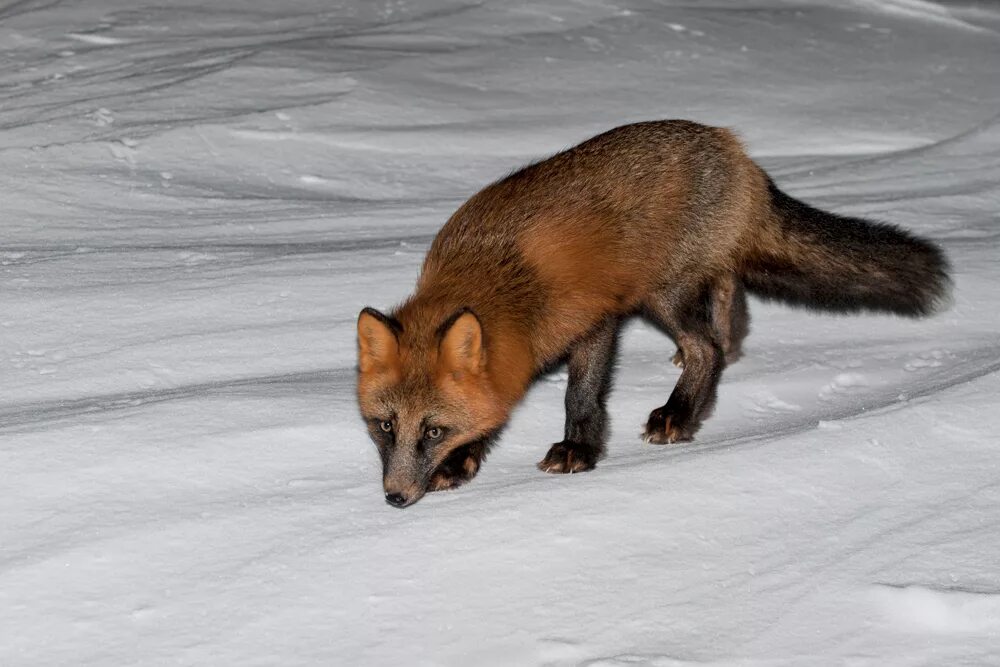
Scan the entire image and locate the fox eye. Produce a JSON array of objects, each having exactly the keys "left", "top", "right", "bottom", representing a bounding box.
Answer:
[
  {"left": 425, "top": 426, "right": 443, "bottom": 440},
  {"left": 379, "top": 420, "right": 393, "bottom": 433}
]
